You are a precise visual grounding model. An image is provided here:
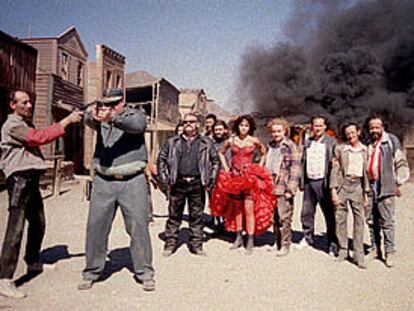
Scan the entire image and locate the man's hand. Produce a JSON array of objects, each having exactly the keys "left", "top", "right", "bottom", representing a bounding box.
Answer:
[
  {"left": 364, "top": 195, "right": 369, "bottom": 208},
  {"left": 60, "top": 111, "right": 84, "bottom": 128},
  {"left": 284, "top": 191, "right": 293, "bottom": 200},
  {"left": 331, "top": 189, "right": 340, "bottom": 207},
  {"left": 395, "top": 186, "right": 402, "bottom": 197}
]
